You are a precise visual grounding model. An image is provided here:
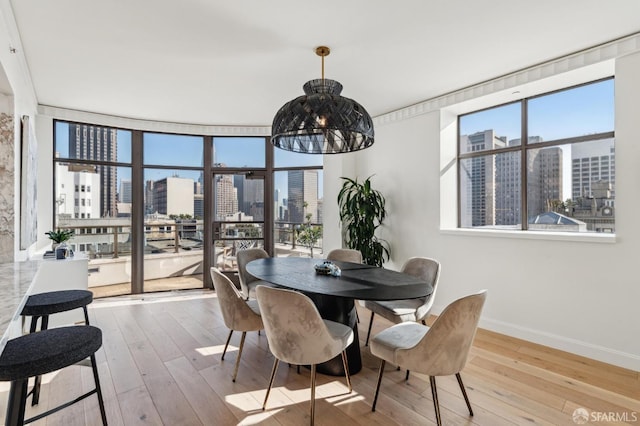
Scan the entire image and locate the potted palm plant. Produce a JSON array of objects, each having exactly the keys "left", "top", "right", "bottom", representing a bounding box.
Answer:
[
  {"left": 337, "top": 176, "right": 390, "bottom": 266},
  {"left": 45, "top": 228, "right": 74, "bottom": 250}
]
